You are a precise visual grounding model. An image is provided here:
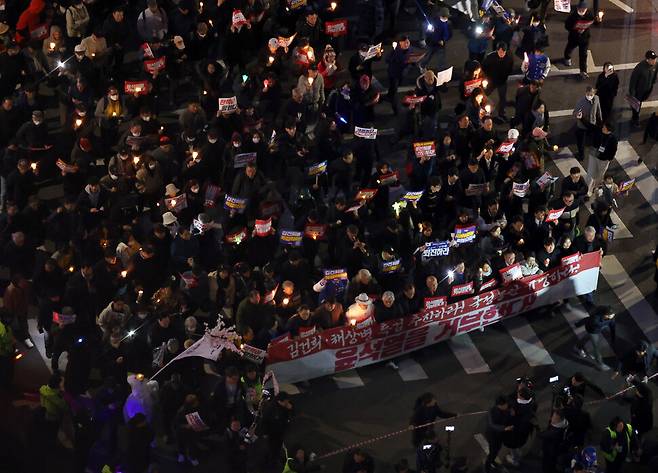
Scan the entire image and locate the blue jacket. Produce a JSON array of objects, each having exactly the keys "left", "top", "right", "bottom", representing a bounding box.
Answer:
[
  {"left": 525, "top": 53, "right": 550, "bottom": 81},
  {"left": 427, "top": 19, "right": 452, "bottom": 45}
]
